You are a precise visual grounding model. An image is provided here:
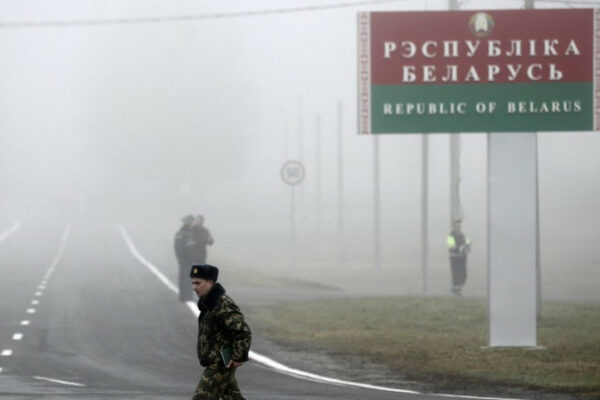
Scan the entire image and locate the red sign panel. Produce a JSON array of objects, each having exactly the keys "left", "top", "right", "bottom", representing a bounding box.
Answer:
[{"left": 358, "top": 9, "right": 600, "bottom": 134}]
